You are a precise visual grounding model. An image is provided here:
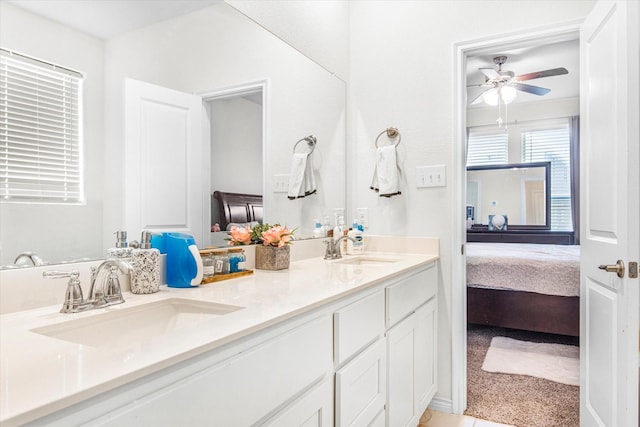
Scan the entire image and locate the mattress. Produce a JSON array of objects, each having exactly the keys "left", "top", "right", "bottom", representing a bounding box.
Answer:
[{"left": 466, "top": 243, "right": 580, "bottom": 297}]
